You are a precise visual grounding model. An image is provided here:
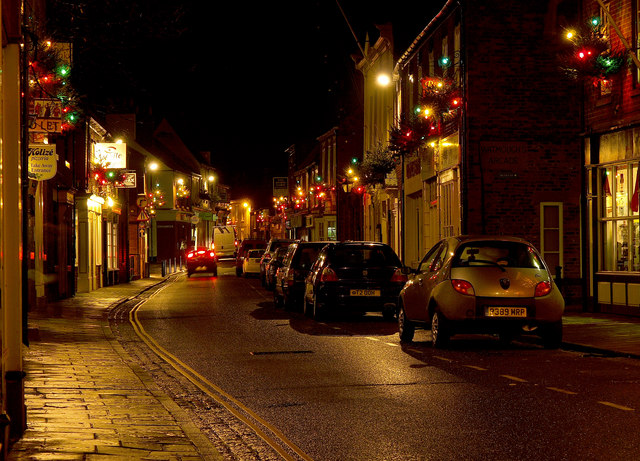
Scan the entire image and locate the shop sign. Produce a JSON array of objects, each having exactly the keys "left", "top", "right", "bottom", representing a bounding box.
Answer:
[
  {"left": 28, "top": 144, "right": 57, "bottom": 180},
  {"left": 28, "top": 98, "right": 63, "bottom": 133},
  {"left": 115, "top": 171, "right": 136, "bottom": 188},
  {"left": 273, "top": 177, "right": 288, "bottom": 198},
  {"left": 95, "top": 142, "right": 126, "bottom": 168}
]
